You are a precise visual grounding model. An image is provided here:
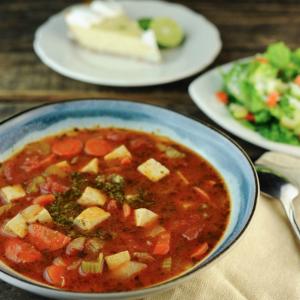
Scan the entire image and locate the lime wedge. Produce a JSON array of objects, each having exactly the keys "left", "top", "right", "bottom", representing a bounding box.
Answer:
[{"left": 150, "top": 17, "right": 184, "bottom": 48}]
